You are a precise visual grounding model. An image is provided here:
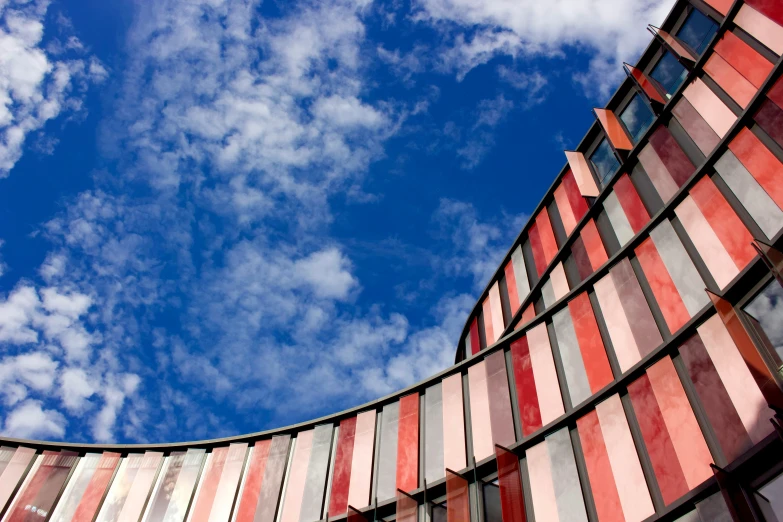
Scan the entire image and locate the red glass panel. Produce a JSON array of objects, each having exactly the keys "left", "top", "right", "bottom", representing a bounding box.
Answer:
[
  {"left": 648, "top": 125, "right": 695, "bottom": 187},
  {"left": 520, "top": 304, "right": 536, "bottom": 325},
  {"left": 705, "top": 54, "right": 756, "bottom": 108},
  {"left": 396, "top": 490, "right": 418, "bottom": 522},
  {"left": 703, "top": 0, "right": 732, "bottom": 16},
  {"left": 635, "top": 238, "right": 691, "bottom": 333},
  {"left": 511, "top": 336, "right": 542, "bottom": 436},
  {"left": 568, "top": 293, "right": 614, "bottom": 392},
  {"left": 652, "top": 27, "right": 698, "bottom": 61},
  {"left": 565, "top": 151, "right": 600, "bottom": 198},
  {"left": 708, "top": 292, "right": 783, "bottom": 411},
  {"left": 562, "top": 169, "right": 591, "bottom": 219},
  {"left": 626, "top": 63, "right": 667, "bottom": 104},
  {"left": 494, "top": 446, "right": 526, "bottom": 522},
  {"left": 690, "top": 176, "right": 755, "bottom": 270},
  {"left": 469, "top": 318, "right": 480, "bottom": 355},
  {"left": 745, "top": 0, "right": 783, "bottom": 29},
  {"left": 627, "top": 374, "right": 689, "bottom": 504},
  {"left": 755, "top": 99, "right": 783, "bottom": 150},
  {"left": 576, "top": 411, "right": 625, "bottom": 522},
  {"left": 715, "top": 31, "right": 773, "bottom": 88},
  {"left": 235, "top": 439, "right": 272, "bottom": 522},
  {"left": 595, "top": 108, "right": 634, "bottom": 151},
  {"left": 767, "top": 76, "right": 783, "bottom": 111},
  {"left": 613, "top": 174, "right": 650, "bottom": 233},
  {"left": 505, "top": 261, "right": 521, "bottom": 313},
  {"left": 581, "top": 219, "right": 608, "bottom": 270},
  {"left": 679, "top": 335, "right": 753, "bottom": 461},
  {"left": 535, "top": 209, "right": 559, "bottom": 263},
  {"left": 72, "top": 452, "right": 122, "bottom": 522},
  {"left": 328, "top": 417, "right": 357, "bottom": 516},
  {"left": 571, "top": 236, "right": 594, "bottom": 281},
  {"left": 397, "top": 393, "right": 419, "bottom": 493},
  {"left": 729, "top": 127, "right": 783, "bottom": 209},
  {"left": 445, "top": 470, "right": 470, "bottom": 522},
  {"left": 528, "top": 224, "right": 547, "bottom": 276}
]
